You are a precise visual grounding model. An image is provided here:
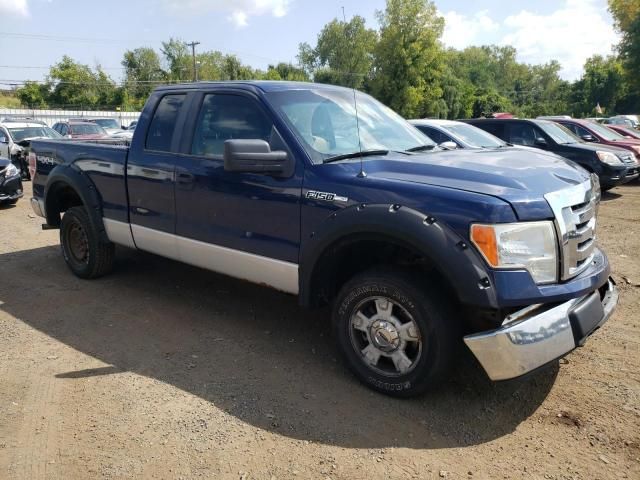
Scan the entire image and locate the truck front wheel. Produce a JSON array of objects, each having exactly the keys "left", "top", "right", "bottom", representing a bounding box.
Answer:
[
  {"left": 333, "top": 269, "right": 457, "bottom": 397},
  {"left": 60, "top": 206, "right": 114, "bottom": 279}
]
